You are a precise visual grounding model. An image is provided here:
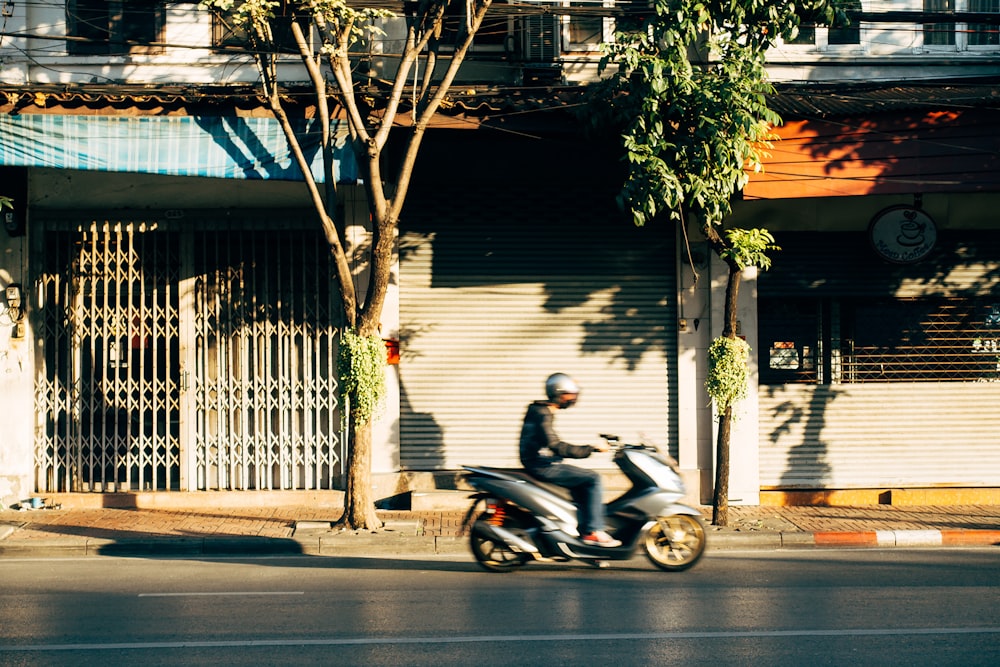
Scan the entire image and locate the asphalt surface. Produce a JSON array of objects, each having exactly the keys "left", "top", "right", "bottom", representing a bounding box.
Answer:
[{"left": 2, "top": 499, "right": 999, "bottom": 558}]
